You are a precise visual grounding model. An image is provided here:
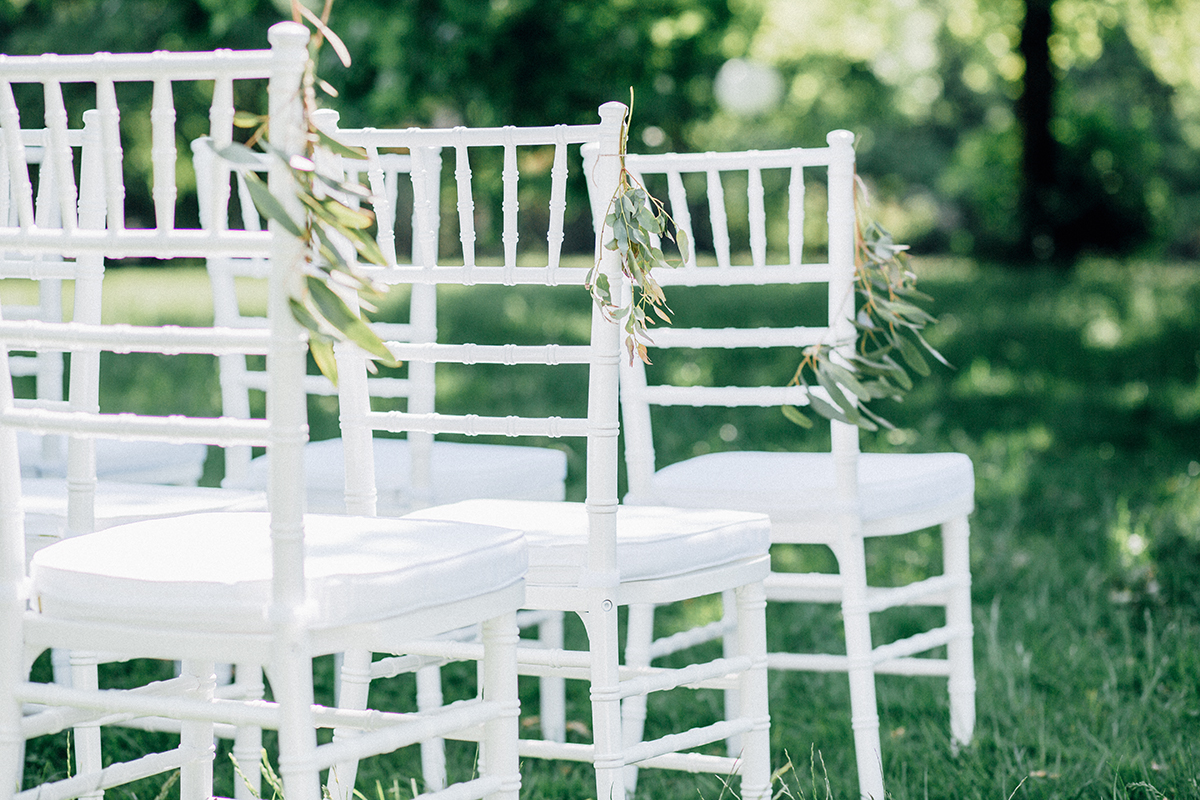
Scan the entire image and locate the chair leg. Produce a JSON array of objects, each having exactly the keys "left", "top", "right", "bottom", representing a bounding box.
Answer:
[
  {"left": 415, "top": 664, "right": 447, "bottom": 791},
  {"left": 231, "top": 663, "right": 264, "bottom": 800},
  {"left": 720, "top": 588, "right": 741, "bottom": 757},
  {"left": 734, "top": 581, "right": 771, "bottom": 800},
  {"left": 271, "top": 636, "right": 322, "bottom": 800},
  {"left": 943, "top": 515, "right": 976, "bottom": 751},
  {"left": 69, "top": 651, "right": 103, "bottom": 800},
  {"left": 582, "top": 597, "right": 626, "bottom": 800},
  {"left": 537, "top": 612, "right": 566, "bottom": 744},
  {"left": 479, "top": 613, "right": 521, "bottom": 800},
  {"left": 179, "top": 660, "right": 216, "bottom": 800},
  {"left": 838, "top": 536, "right": 885, "bottom": 800},
  {"left": 620, "top": 603, "right": 654, "bottom": 794},
  {"left": 0, "top": 597, "right": 25, "bottom": 797},
  {"left": 327, "top": 649, "right": 372, "bottom": 800}
]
